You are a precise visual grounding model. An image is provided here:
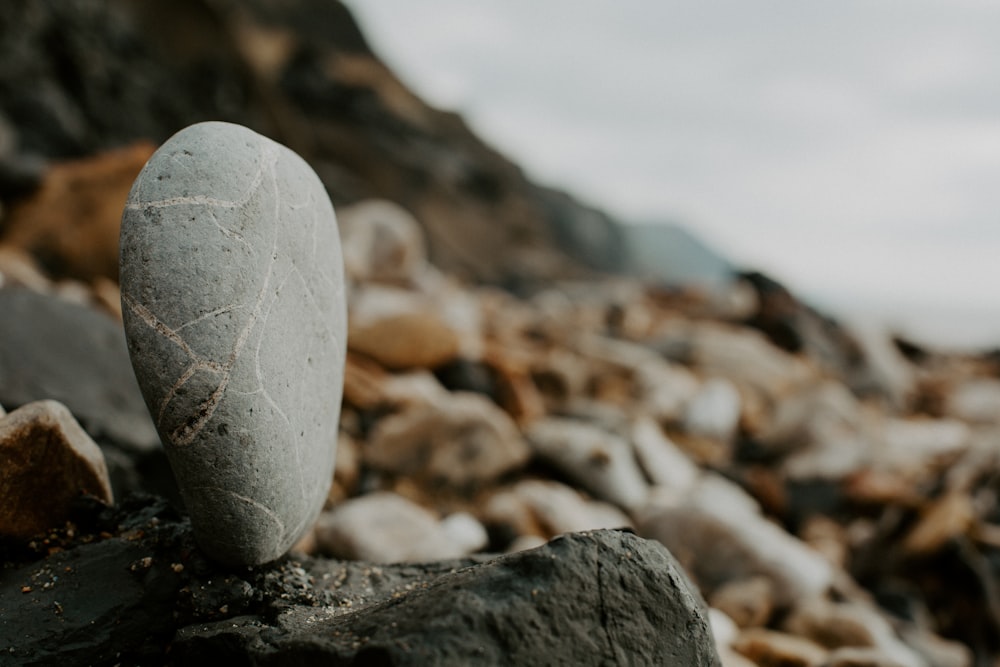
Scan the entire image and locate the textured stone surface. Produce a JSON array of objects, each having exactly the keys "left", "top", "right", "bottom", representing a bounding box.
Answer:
[
  {"left": 120, "top": 121, "right": 346, "bottom": 565},
  {"left": 176, "top": 529, "right": 721, "bottom": 667},
  {"left": 0, "top": 400, "right": 112, "bottom": 538},
  {"left": 1, "top": 498, "right": 720, "bottom": 667},
  {"left": 0, "top": 287, "right": 158, "bottom": 453}
]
